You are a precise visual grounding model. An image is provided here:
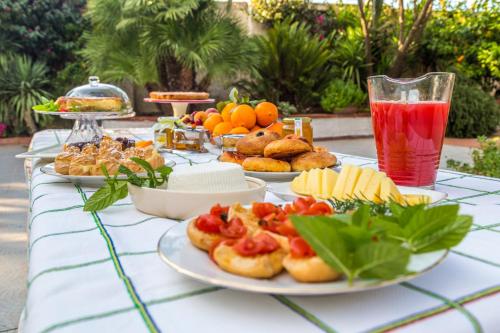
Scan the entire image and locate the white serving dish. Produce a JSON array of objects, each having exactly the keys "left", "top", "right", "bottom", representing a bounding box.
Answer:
[
  {"left": 128, "top": 176, "right": 266, "bottom": 220},
  {"left": 157, "top": 220, "right": 448, "bottom": 295},
  {"left": 244, "top": 161, "right": 341, "bottom": 182},
  {"left": 268, "top": 182, "right": 447, "bottom": 203}
]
